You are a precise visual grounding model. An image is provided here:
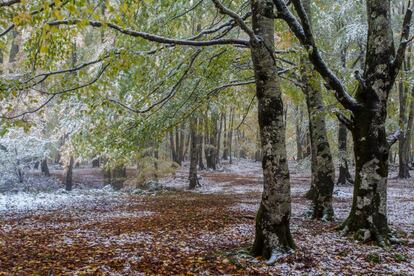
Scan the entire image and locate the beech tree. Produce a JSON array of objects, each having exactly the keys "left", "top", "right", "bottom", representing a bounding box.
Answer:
[{"left": 273, "top": 0, "right": 413, "bottom": 244}]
